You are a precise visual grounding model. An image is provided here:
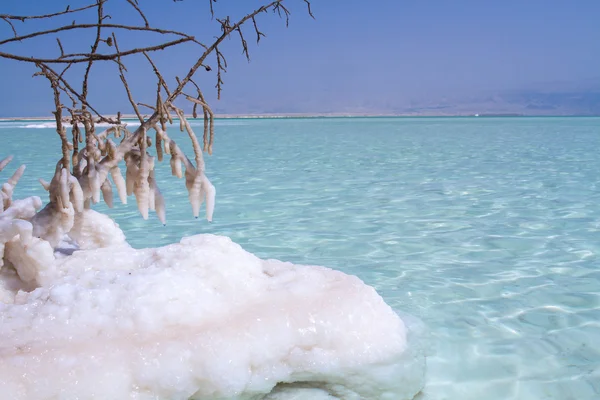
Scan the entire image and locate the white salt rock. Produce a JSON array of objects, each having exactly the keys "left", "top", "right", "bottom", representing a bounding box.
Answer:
[{"left": 0, "top": 232, "right": 425, "bottom": 399}]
